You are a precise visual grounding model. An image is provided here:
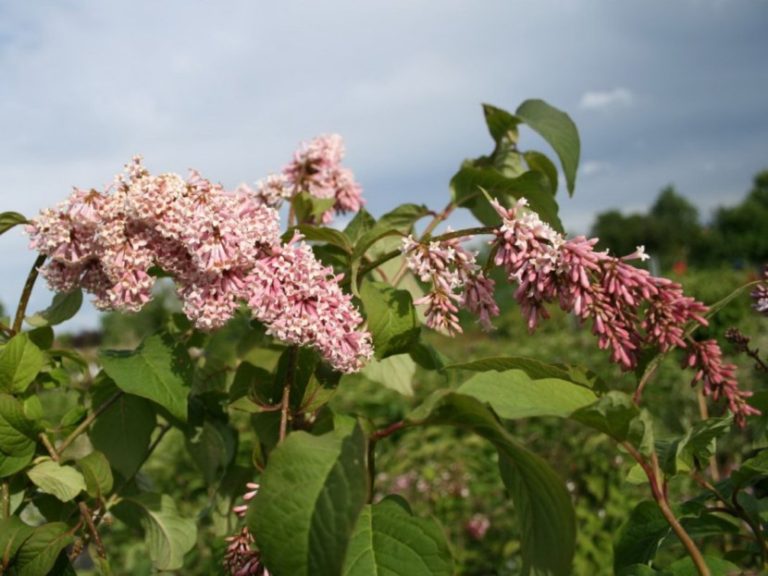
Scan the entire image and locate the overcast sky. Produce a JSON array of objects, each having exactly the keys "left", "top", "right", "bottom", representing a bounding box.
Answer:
[{"left": 1, "top": 0, "right": 767, "bottom": 329}]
